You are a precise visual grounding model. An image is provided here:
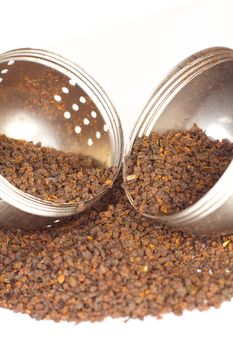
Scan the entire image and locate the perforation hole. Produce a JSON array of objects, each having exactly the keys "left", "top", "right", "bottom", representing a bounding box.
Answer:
[
  {"left": 54, "top": 95, "right": 62, "bottom": 102},
  {"left": 87, "top": 138, "right": 93, "bottom": 146},
  {"left": 46, "top": 224, "right": 52, "bottom": 228},
  {"left": 79, "top": 96, "right": 86, "bottom": 104},
  {"left": 54, "top": 219, "right": 60, "bottom": 223},
  {"left": 74, "top": 126, "right": 81, "bottom": 134},
  {"left": 62, "top": 87, "right": 69, "bottom": 94},
  {"left": 1, "top": 69, "right": 8, "bottom": 74},
  {"left": 91, "top": 111, "right": 97, "bottom": 118},
  {"left": 64, "top": 111, "right": 71, "bottom": 119},
  {"left": 72, "top": 103, "right": 79, "bottom": 111},
  {"left": 69, "top": 79, "right": 76, "bottom": 86},
  {"left": 7, "top": 60, "right": 15, "bottom": 65},
  {"left": 0, "top": 78, "right": 3, "bottom": 83},
  {"left": 103, "top": 124, "right": 109, "bottom": 132},
  {"left": 96, "top": 131, "right": 101, "bottom": 139},
  {"left": 83, "top": 118, "right": 90, "bottom": 125}
]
